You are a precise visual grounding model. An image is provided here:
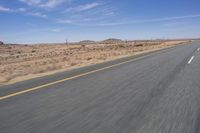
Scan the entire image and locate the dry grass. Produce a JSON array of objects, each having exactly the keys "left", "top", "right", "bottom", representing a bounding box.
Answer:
[{"left": 0, "top": 40, "right": 190, "bottom": 84}]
